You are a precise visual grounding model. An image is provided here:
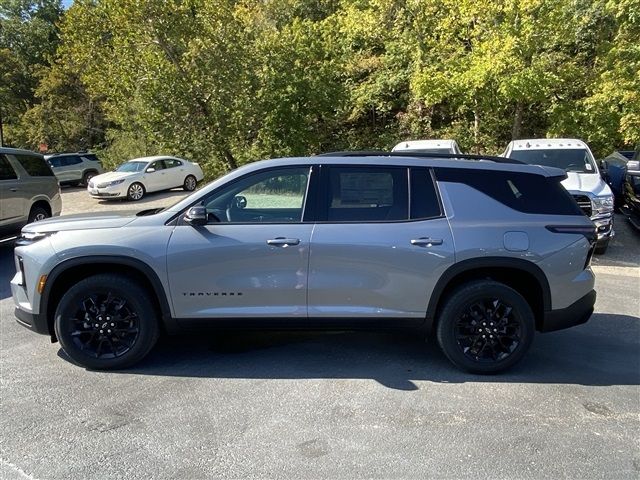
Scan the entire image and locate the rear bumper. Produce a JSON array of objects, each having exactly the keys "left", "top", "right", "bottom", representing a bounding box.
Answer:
[{"left": 541, "top": 290, "right": 596, "bottom": 333}]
